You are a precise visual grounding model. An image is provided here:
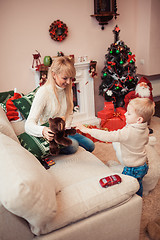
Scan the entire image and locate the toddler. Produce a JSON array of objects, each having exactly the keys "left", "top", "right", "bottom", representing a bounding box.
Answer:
[{"left": 76, "top": 98, "right": 155, "bottom": 197}]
